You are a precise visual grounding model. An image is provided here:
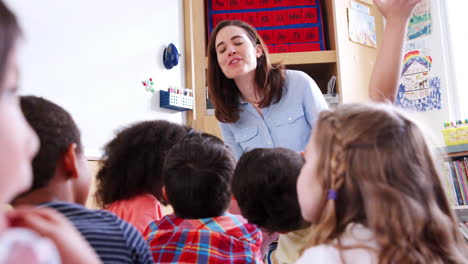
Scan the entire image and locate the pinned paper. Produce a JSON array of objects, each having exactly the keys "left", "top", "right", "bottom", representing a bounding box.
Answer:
[
  {"left": 396, "top": 50, "right": 441, "bottom": 111},
  {"left": 347, "top": 8, "right": 377, "bottom": 48},
  {"left": 351, "top": 1, "right": 370, "bottom": 14},
  {"left": 407, "top": 0, "right": 432, "bottom": 40}
]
